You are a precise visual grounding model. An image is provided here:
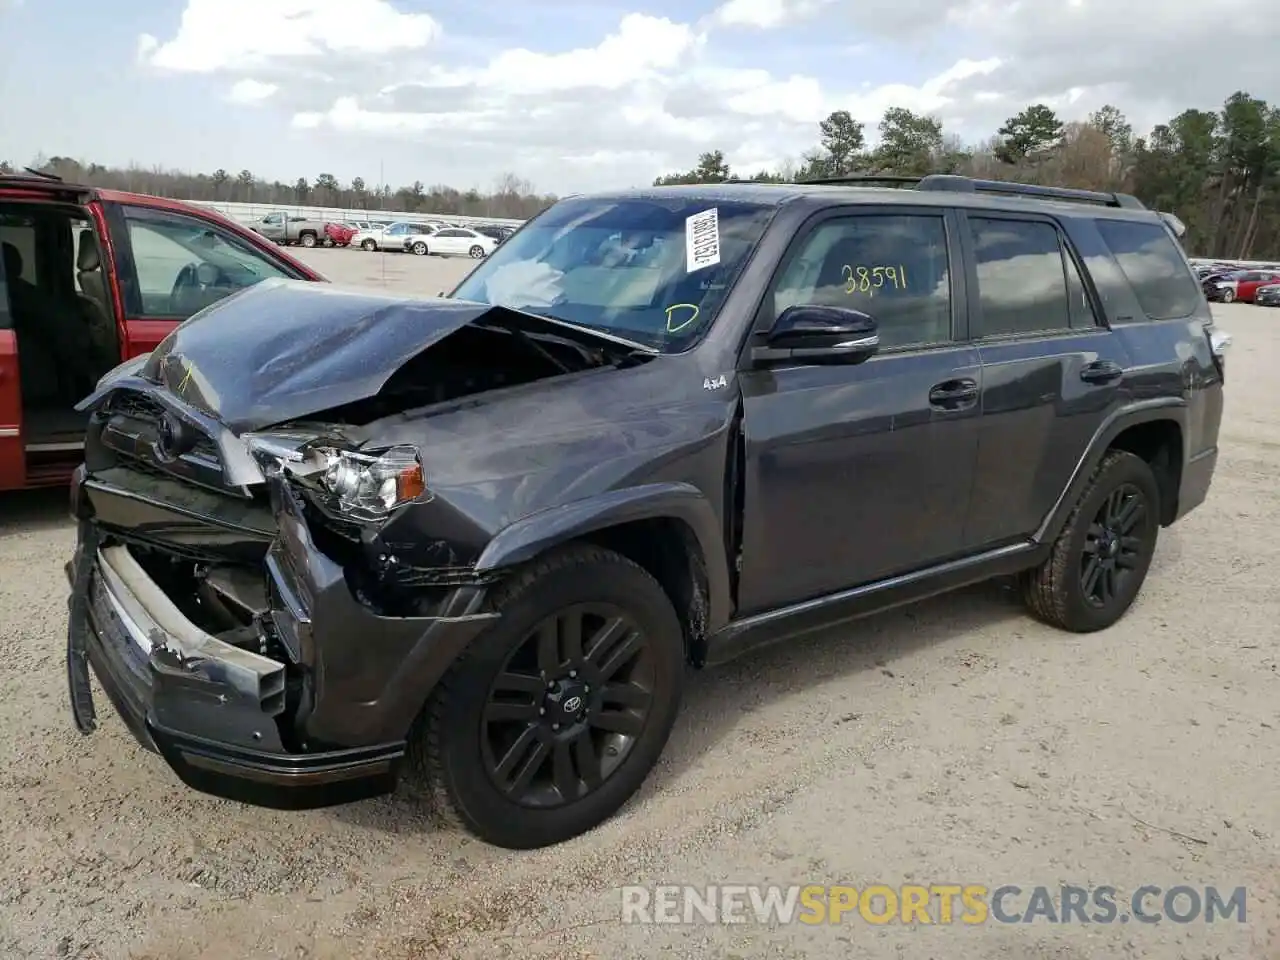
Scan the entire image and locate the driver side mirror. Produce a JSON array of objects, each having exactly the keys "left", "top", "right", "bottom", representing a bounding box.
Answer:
[{"left": 751, "top": 304, "right": 879, "bottom": 366}]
